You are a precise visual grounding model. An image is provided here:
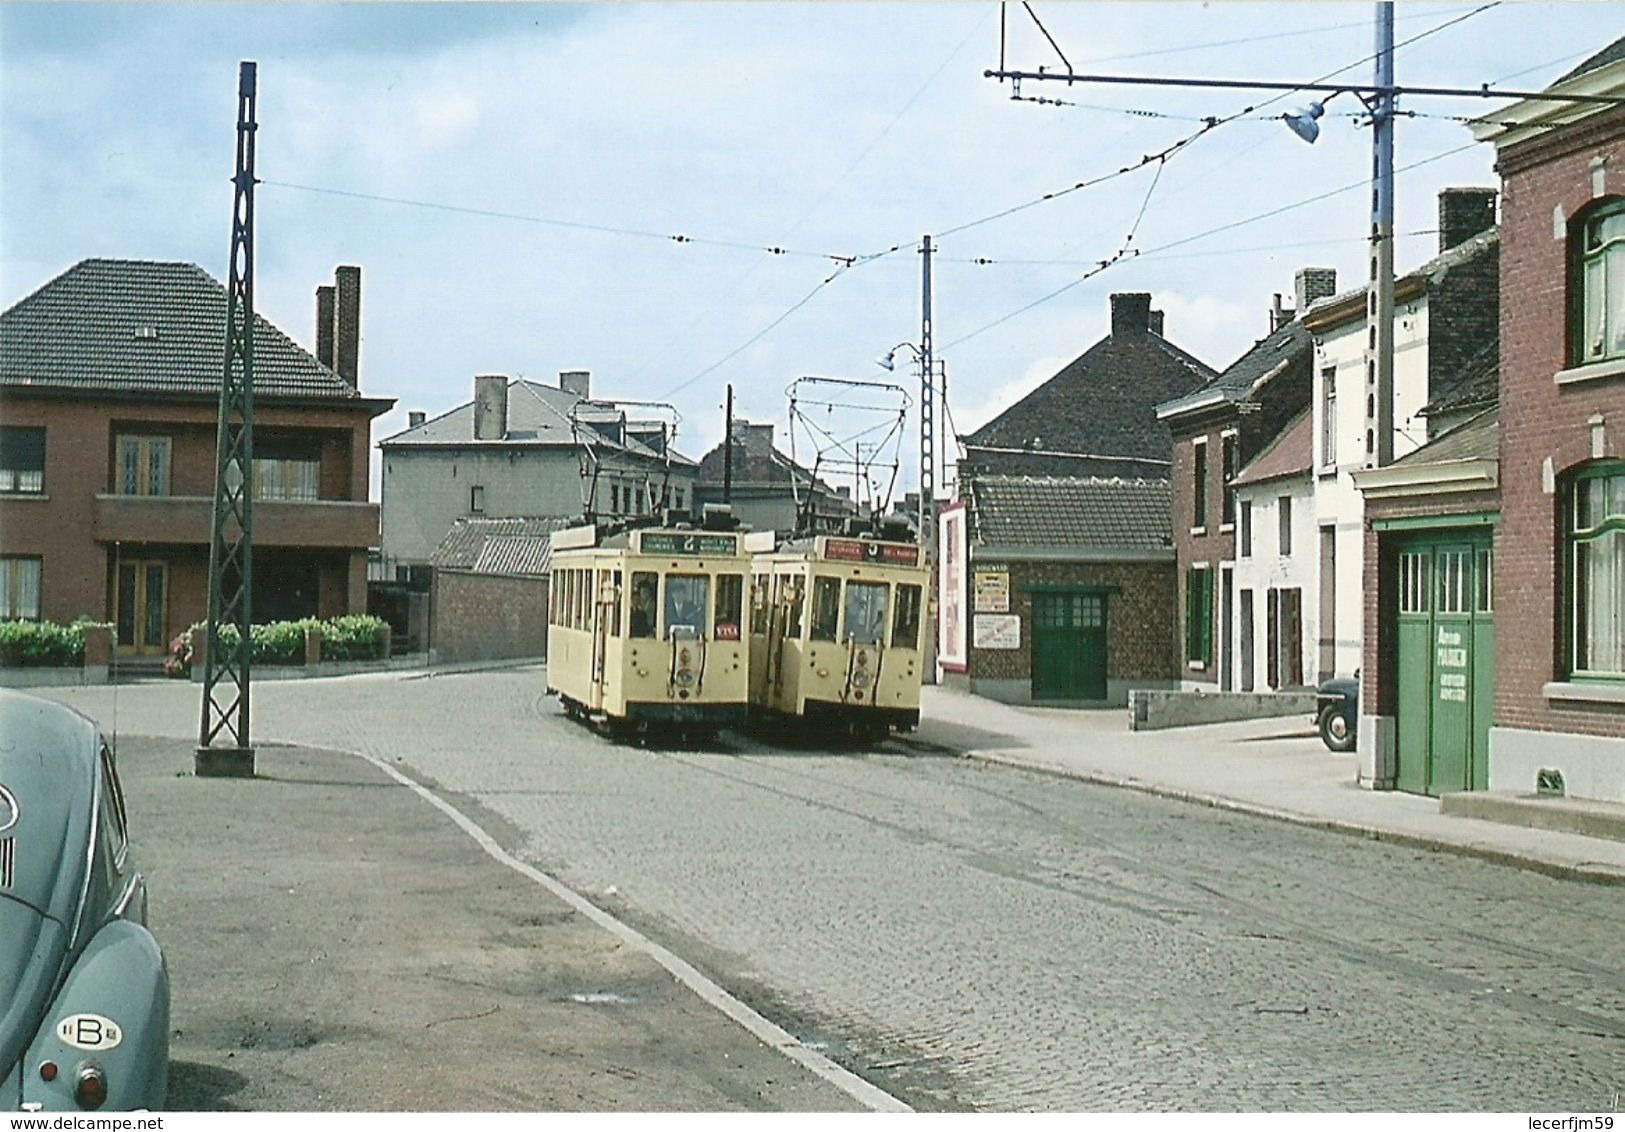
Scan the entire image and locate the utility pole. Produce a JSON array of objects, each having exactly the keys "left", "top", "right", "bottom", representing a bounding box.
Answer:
[
  {"left": 198, "top": 60, "right": 259, "bottom": 778},
  {"left": 1368, "top": 3, "right": 1396, "bottom": 468},
  {"left": 723, "top": 383, "right": 734, "bottom": 504},
  {"left": 919, "top": 234, "right": 935, "bottom": 549}
]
